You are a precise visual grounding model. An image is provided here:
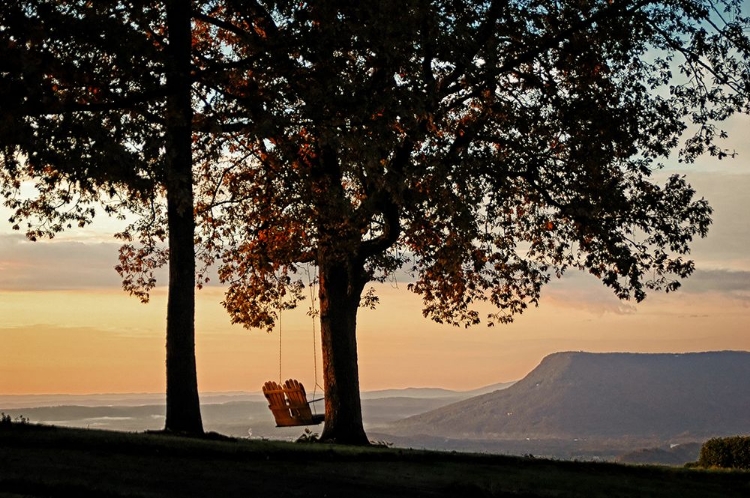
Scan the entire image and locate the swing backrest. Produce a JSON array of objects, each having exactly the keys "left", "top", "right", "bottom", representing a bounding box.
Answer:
[
  {"left": 262, "top": 381, "right": 298, "bottom": 427},
  {"left": 283, "top": 379, "right": 316, "bottom": 420}
]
